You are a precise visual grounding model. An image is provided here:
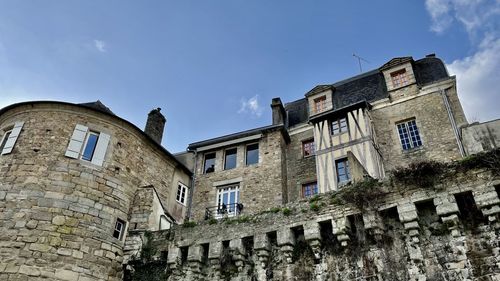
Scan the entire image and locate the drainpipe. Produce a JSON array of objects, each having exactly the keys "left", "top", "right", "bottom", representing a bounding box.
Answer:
[
  {"left": 440, "top": 88, "right": 466, "bottom": 157},
  {"left": 185, "top": 149, "right": 197, "bottom": 221}
]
